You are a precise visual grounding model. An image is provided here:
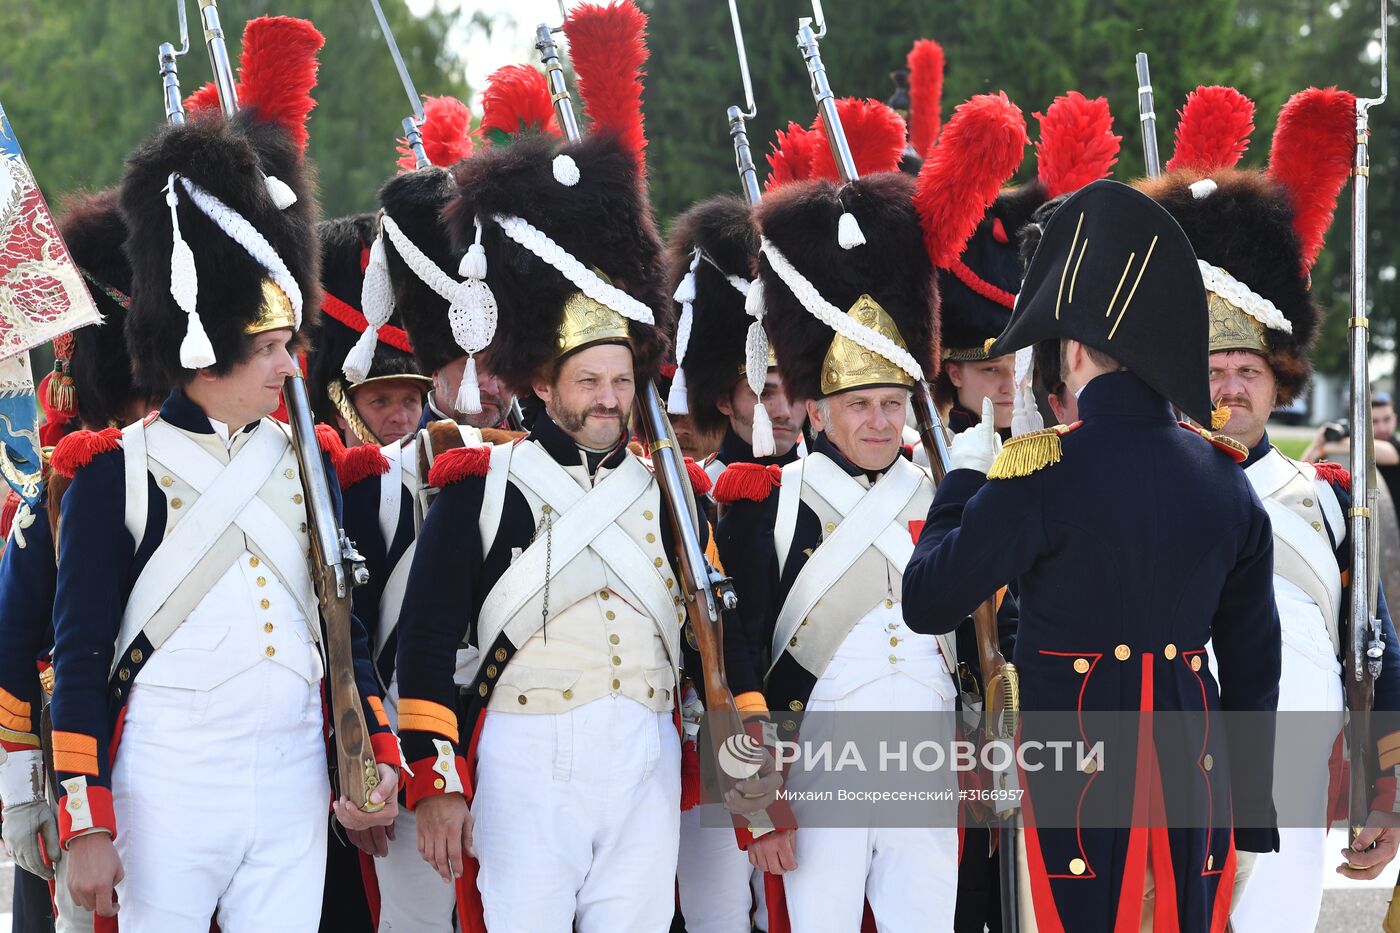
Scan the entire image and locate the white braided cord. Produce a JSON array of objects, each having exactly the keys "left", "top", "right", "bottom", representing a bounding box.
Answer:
[
  {"left": 379, "top": 213, "right": 462, "bottom": 307},
  {"left": 758, "top": 238, "right": 923, "bottom": 382},
  {"left": 178, "top": 176, "right": 303, "bottom": 327},
  {"left": 490, "top": 214, "right": 654, "bottom": 325},
  {"left": 1198, "top": 260, "right": 1292, "bottom": 335}
]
